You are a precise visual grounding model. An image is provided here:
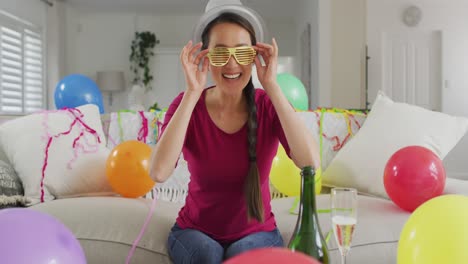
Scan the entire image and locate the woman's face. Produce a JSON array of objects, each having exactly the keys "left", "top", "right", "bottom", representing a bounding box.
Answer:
[{"left": 207, "top": 22, "right": 253, "bottom": 95}]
